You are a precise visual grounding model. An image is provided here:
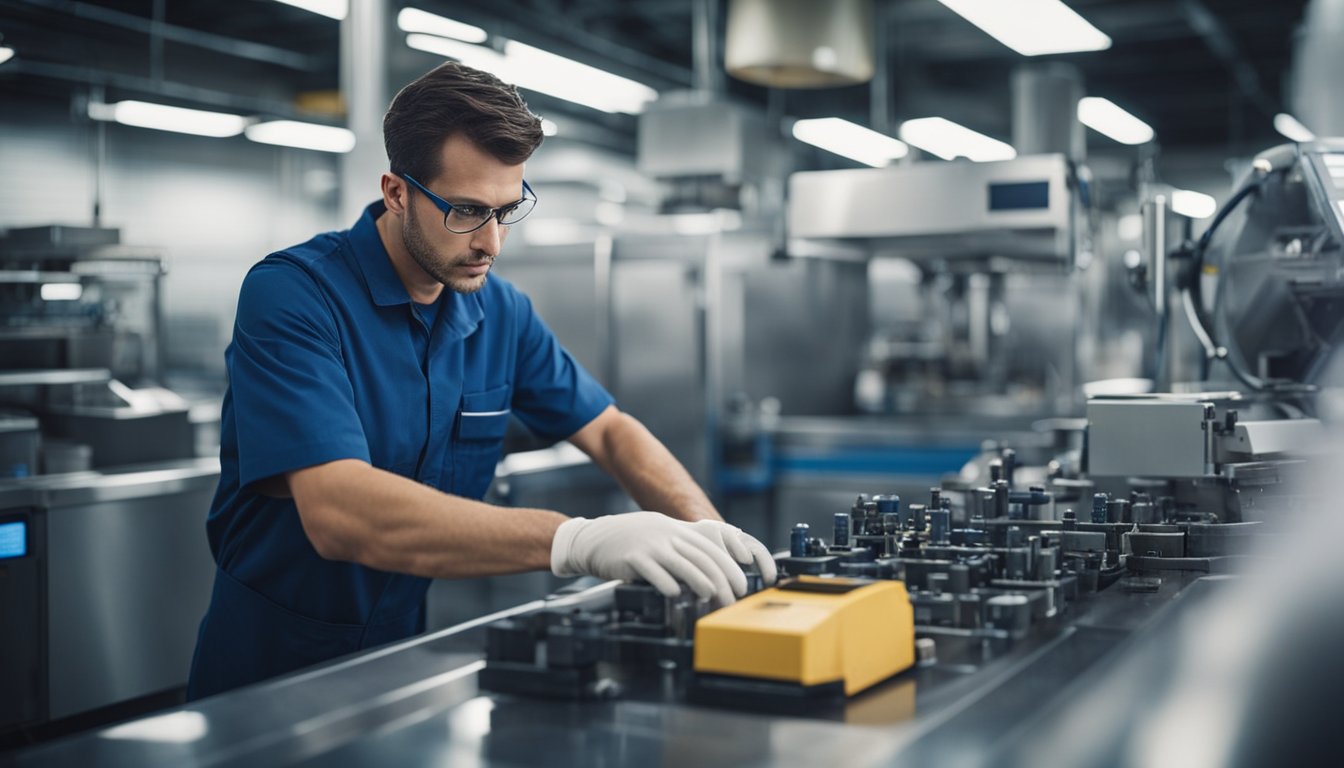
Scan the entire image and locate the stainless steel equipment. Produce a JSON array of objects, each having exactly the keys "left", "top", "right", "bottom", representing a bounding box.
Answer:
[
  {"left": 0, "top": 225, "right": 218, "bottom": 740},
  {"left": 789, "top": 154, "right": 1077, "bottom": 259},
  {"left": 0, "top": 225, "right": 197, "bottom": 469},
  {"left": 0, "top": 459, "right": 219, "bottom": 736},
  {"left": 788, "top": 154, "right": 1088, "bottom": 419},
  {"left": 0, "top": 225, "right": 165, "bottom": 384},
  {"left": 0, "top": 409, "right": 40, "bottom": 479},
  {"left": 1086, "top": 141, "right": 1344, "bottom": 525}
]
